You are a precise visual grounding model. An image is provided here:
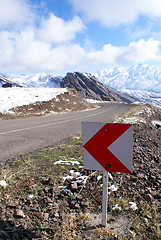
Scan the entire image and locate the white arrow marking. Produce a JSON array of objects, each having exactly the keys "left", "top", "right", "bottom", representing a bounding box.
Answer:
[{"left": 107, "top": 126, "right": 133, "bottom": 172}]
